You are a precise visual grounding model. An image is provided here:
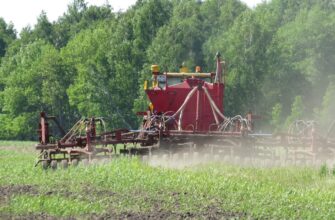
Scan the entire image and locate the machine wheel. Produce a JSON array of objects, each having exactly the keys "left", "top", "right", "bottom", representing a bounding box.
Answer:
[
  {"left": 50, "top": 160, "right": 57, "bottom": 170},
  {"left": 41, "top": 161, "right": 48, "bottom": 170},
  {"left": 71, "top": 159, "right": 79, "bottom": 167},
  {"left": 101, "top": 158, "right": 110, "bottom": 164},
  {"left": 82, "top": 159, "right": 89, "bottom": 166},
  {"left": 61, "top": 160, "right": 68, "bottom": 169},
  {"left": 91, "top": 158, "right": 99, "bottom": 165}
]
